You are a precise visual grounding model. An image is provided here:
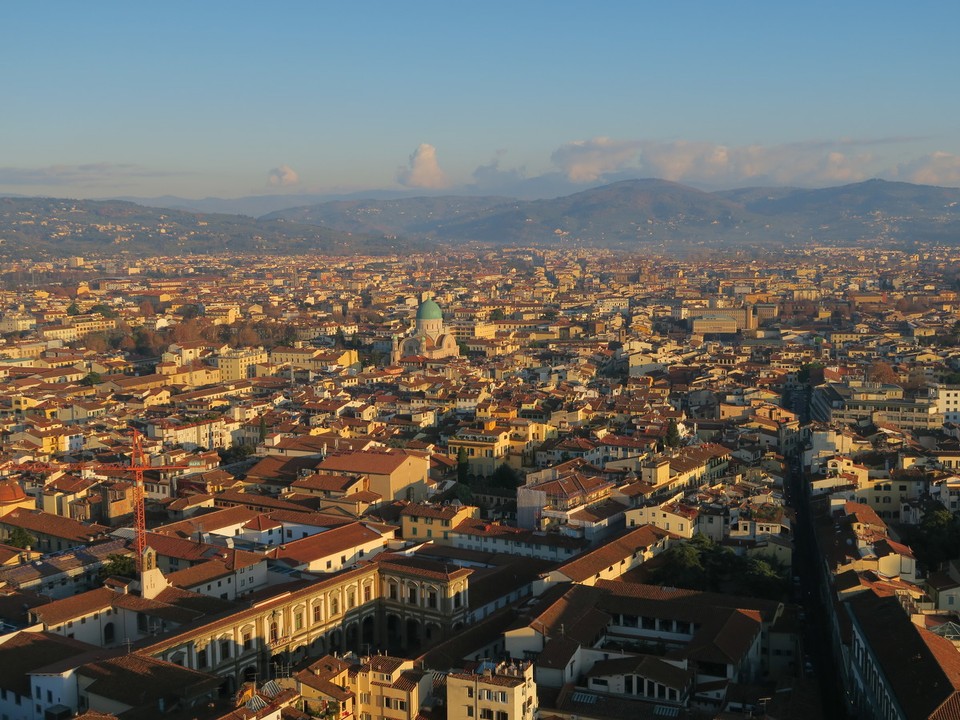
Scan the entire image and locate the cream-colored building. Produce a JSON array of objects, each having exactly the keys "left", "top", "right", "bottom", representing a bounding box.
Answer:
[
  {"left": 350, "top": 655, "right": 432, "bottom": 720},
  {"left": 214, "top": 347, "right": 268, "bottom": 381},
  {"left": 447, "top": 661, "right": 537, "bottom": 720}
]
